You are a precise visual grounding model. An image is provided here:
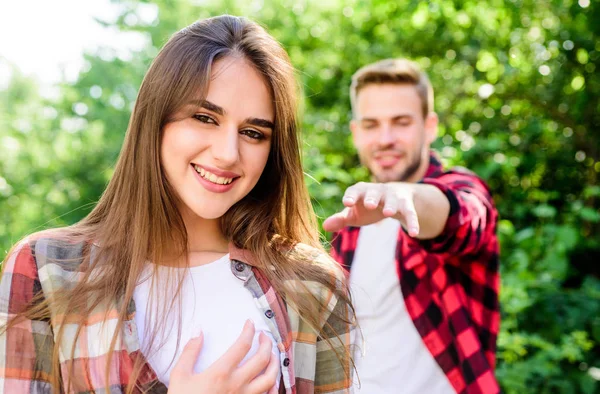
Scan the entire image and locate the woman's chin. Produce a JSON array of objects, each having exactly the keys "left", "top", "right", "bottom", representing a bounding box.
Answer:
[
  {"left": 180, "top": 203, "right": 231, "bottom": 222},
  {"left": 193, "top": 209, "right": 229, "bottom": 221}
]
